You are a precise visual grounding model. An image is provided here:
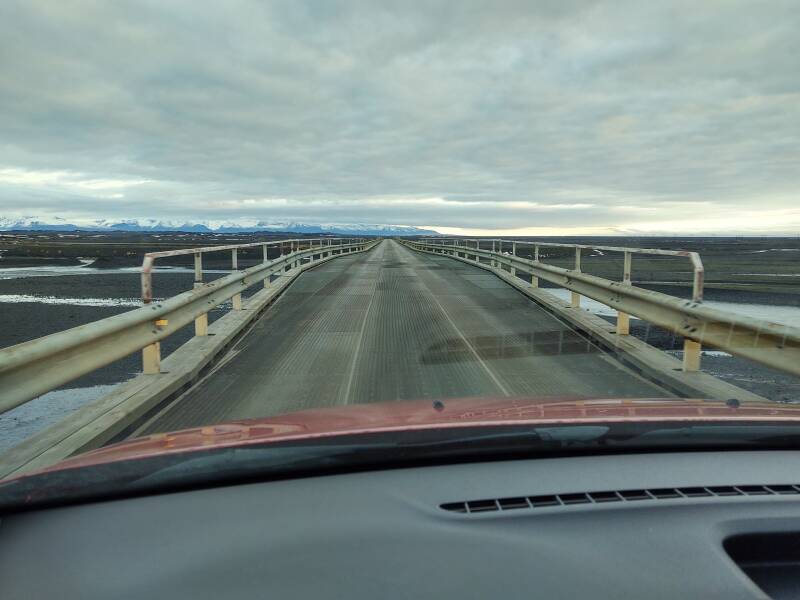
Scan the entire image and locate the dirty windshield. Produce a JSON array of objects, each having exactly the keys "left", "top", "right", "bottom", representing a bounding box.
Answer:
[{"left": 0, "top": 1, "right": 798, "bottom": 485}]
